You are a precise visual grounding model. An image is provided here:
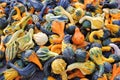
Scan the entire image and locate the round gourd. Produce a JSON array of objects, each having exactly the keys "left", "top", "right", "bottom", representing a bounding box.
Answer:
[
  {"left": 33, "top": 32, "right": 48, "bottom": 46},
  {"left": 104, "top": 62, "right": 112, "bottom": 73},
  {"left": 66, "top": 25, "right": 76, "bottom": 35},
  {"left": 82, "top": 20, "right": 91, "bottom": 29},
  {"left": 51, "top": 59, "right": 67, "bottom": 74},
  {"left": 75, "top": 49, "right": 87, "bottom": 62}
]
